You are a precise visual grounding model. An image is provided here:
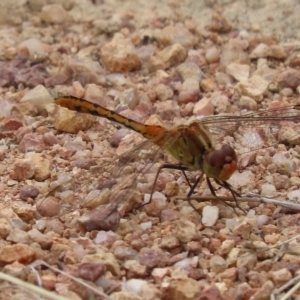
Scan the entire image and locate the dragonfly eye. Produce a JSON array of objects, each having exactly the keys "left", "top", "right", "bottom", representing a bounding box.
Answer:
[{"left": 207, "top": 145, "right": 236, "bottom": 168}]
